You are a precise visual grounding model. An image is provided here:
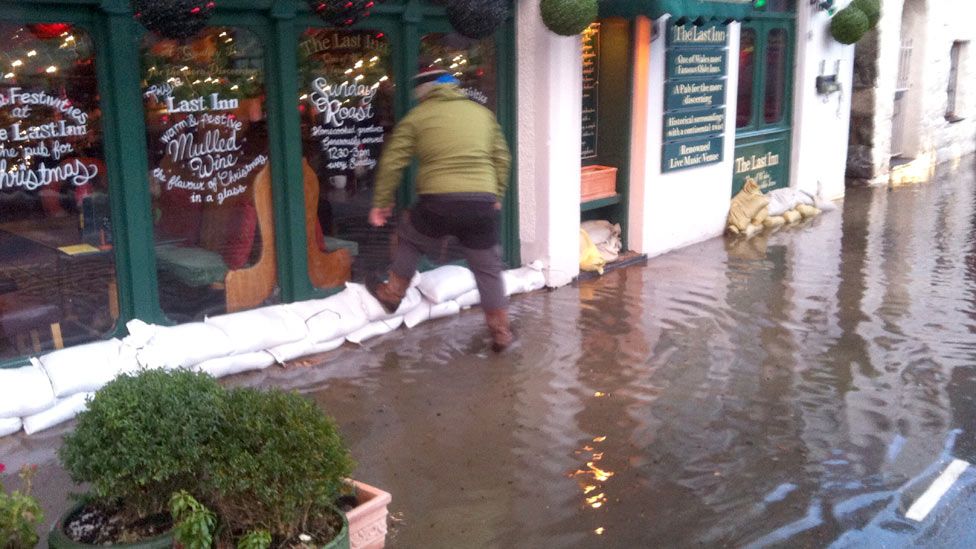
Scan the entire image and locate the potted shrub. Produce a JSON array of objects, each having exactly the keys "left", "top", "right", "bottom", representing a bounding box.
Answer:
[
  {"left": 1, "top": 463, "right": 44, "bottom": 548},
  {"left": 49, "top": 369, "right": 360, "bottom": 548}
]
